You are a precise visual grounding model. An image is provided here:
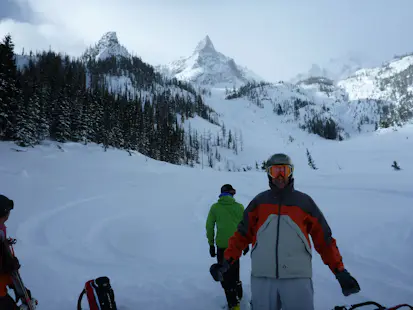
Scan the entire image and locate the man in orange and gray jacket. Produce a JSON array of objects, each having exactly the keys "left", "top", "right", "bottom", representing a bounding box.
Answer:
[{"left": 210, "top": 153, "right": 360, "bottom": 310}]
